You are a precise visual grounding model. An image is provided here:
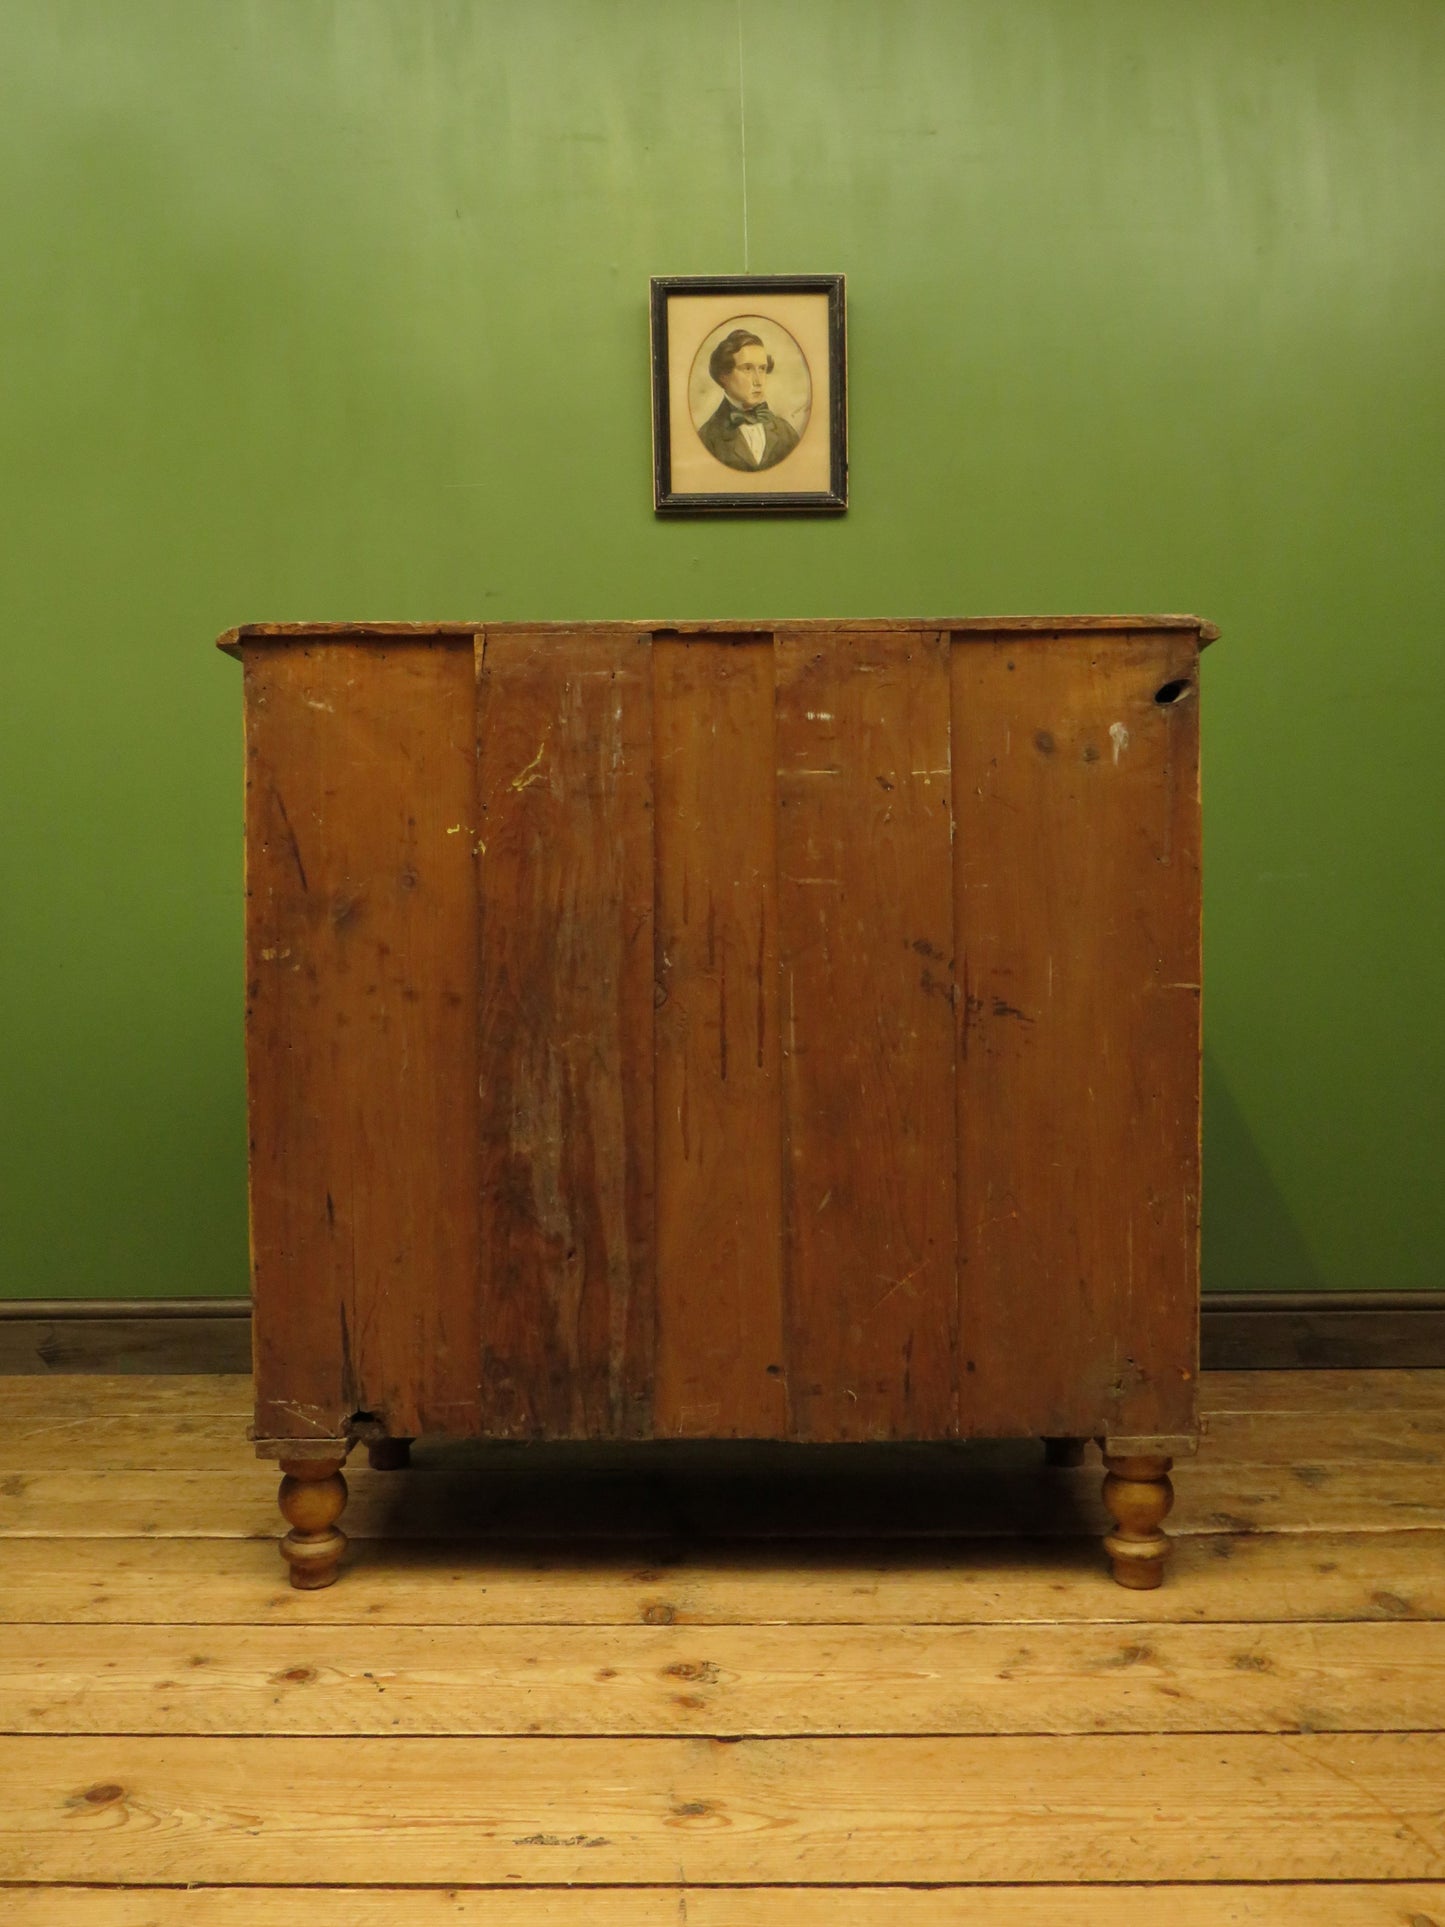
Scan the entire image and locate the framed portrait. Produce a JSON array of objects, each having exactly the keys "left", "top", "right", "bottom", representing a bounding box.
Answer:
[{"left": 650, "top": 274, "right": 847, "bottom": 514}]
